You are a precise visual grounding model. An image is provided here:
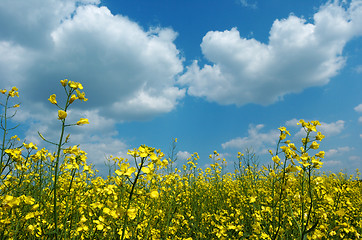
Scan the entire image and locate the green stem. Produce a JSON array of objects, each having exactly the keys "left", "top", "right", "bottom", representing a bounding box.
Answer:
[
  {"left": 120, "top": 156, "right": 146, "bottom": 240},
  {"left": 52, "top": 119, "right": 66, "bottom": 239},
  {"left": 52, "top": 88, "right": 72, "bottom": 239},
  {"left": 0, "top": 96, "right": 9, "bottom": 175}
]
